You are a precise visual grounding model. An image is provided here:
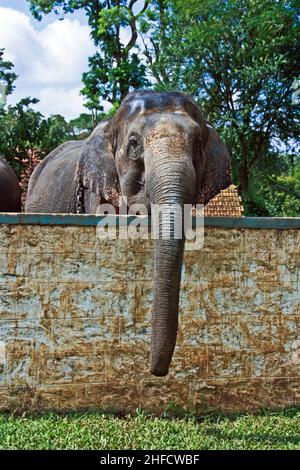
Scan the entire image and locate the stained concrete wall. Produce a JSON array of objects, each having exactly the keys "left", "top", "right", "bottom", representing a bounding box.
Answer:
[{"left": 0, "top": 214, "right": 299, "bottom": 414}]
